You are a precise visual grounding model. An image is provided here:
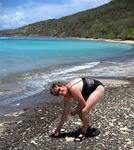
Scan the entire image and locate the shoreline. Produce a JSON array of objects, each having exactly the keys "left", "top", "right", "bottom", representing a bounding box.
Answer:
[
  {"left": 0, "top": 77, "right": 134, "bottom": 149},
  {"left": 0, "top": 77, "right": 130, "bottom": 116},
  {"left": 72, "top": 37, "right": 134, "bottom": 44},
  {"left": 1, "top": 35, "right": 134, "bottom": 44}
]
